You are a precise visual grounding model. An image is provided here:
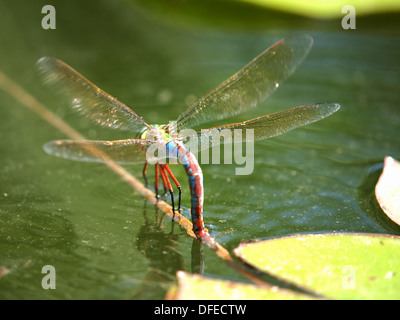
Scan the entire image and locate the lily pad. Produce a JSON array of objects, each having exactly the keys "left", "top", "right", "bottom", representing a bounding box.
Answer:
[
  {"left": 375, "top": 156, "right": 400, "bottom": 226},
  {"left": 167, "top": 271, "right": 314, "bottom": 300},
  {"left": 234, "top": 233, "right": 400, "bottom": 299},
  {"left": 239, "top": 0, "right": 400, "bottom": 19}
]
